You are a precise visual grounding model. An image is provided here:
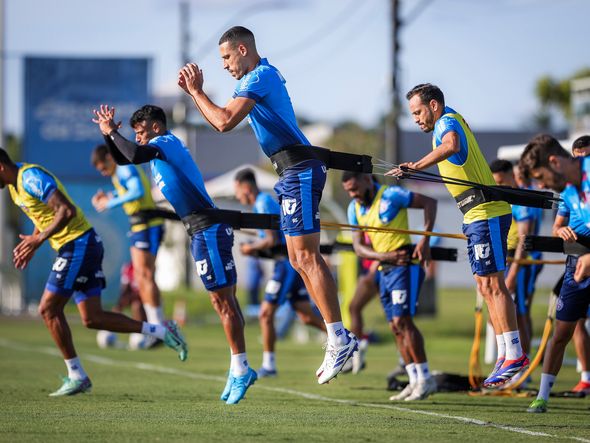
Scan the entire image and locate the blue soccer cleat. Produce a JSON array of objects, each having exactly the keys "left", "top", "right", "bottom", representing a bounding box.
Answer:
[
  {"left": 482, "top": 354, "right": 529, "bottom": 389},
  {"left": 257, "top": 367, "right": 278, "bottom": 378},
  {"left": 49, "top": 376, "right": 92, "bottom": 397},
  {"left": 220, "top": 372, "right": 233, "bottom": 401},
  {"left": 226, "top": 367, "right": 258, "bottom": 405}
]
